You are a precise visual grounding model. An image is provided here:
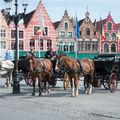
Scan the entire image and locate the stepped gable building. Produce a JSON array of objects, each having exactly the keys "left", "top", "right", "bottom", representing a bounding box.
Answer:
[
  {"left": 5, "top": 0, "right": 57, "bottom": 57},
  {"left": 53, "top": 10, "right": 75, "bottom": 53},
  {"left": 96, "top": 12, "right": 120, "bottom": 53},
  {"left": 23, "top": 0, "right": 57, "bottom": 53},
  {"left": 78, "top": 11, "right": 99, "bottom": 54}
]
